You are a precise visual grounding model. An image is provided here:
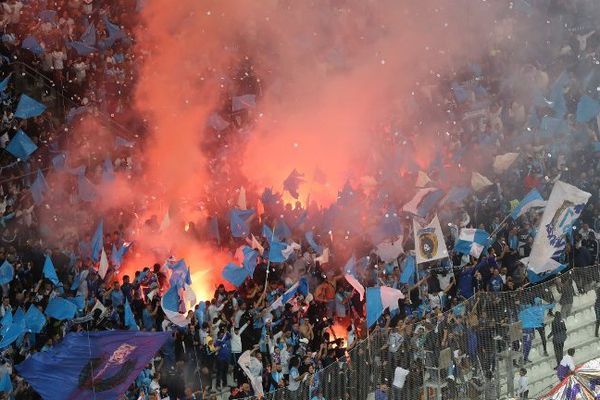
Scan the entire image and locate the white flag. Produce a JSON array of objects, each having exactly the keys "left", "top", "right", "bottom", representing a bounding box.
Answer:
[
  {"left": 493, "top": 152, "right": 519, "bottom": 174},
  {"left": 527, "top": 181, "right": 591, "bottom": 274},
  {"left": 413, "top": 215, "right": 448, "bottom": 264},
  {"left": 344, "top": 274, "right": 365, "bottom": 301},
  {"left": 98, "top": 248, "right": 109, "bottom": 279},
  {"left": 160, "top": 210, "right": 170, "bottom": 232},
  {"left": 376, "top": 239, "right": 404, "bottom": 262},
  {"left": 415, "top": 171, "right": 431, "bottom": 187},
  {"left": 315, "top": 248, "right": 330, "bottom": 264},
  {"left": 237, "top": 186, "right": 247, "bottom": 210},
  {"left": 471, "top": 172, "right": 493, "bottom": 192},
  {"left": 251, "top": 234, "right": 264, "bottom": 255}
]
